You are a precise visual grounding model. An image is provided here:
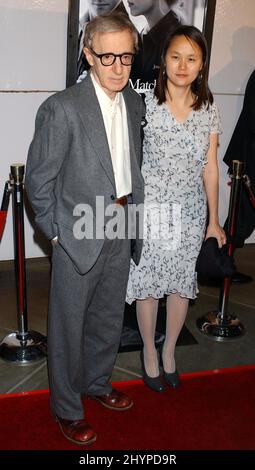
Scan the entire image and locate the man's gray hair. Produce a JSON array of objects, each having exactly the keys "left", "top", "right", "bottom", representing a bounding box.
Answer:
[{"left": 84, "top": 12, "right": 138, "bottom": 52}]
